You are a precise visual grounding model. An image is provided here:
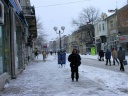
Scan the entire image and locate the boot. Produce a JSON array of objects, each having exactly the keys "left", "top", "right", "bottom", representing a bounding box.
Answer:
[{"left": 72, "top": 78, "right": 74, "bottom": 82}]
